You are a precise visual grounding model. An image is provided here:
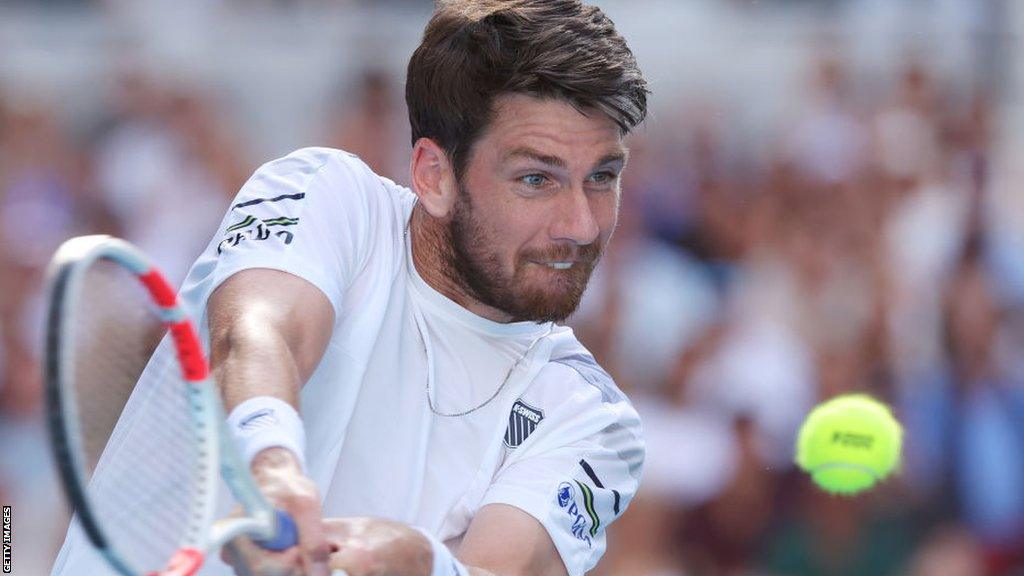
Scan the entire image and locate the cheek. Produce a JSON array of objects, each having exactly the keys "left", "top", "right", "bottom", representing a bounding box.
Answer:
[
  {"left": 474, "top": 208, "right": 531, "bottom": 270},
  {"left": 595, "top": 193, "right": 620, "bottom": 238}
]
